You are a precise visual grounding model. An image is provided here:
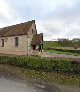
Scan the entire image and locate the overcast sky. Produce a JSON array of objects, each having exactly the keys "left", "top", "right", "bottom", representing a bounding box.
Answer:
[{"left": 0, "top": 0, "right": 80, "bottom": 40}]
